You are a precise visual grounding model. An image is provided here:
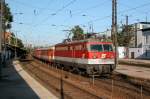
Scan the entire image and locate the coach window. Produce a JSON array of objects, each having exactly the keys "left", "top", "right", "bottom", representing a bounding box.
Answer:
[
  {"left": 75, "top": 45, "right": 81, "bottom": 50},
  {"left": 56, "top": 47, "right": 59, "bottom": 51}
]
